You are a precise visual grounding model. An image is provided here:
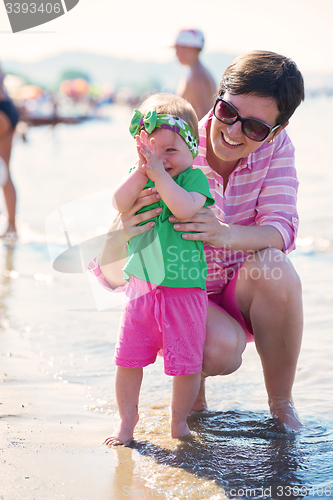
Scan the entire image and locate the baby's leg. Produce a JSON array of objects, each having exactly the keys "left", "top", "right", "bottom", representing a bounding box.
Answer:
[
  {"left": 171, "top": 372, "right": 201, "bottom": 439},
  {"left": 105, "top": 366, "right": 143, "bottom": 446}
]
